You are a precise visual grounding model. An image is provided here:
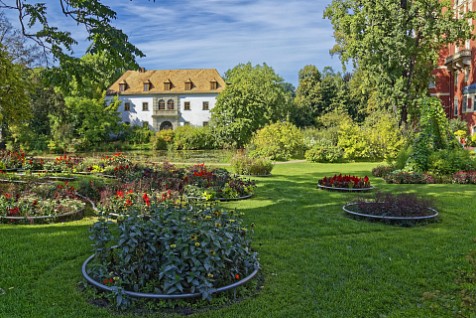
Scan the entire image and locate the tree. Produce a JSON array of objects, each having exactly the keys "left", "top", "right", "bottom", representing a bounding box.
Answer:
[
  {"left": 0, "top": 45, "right": 30, "bottom": 142},
  {"left": 293, "top": 65, "right": 322, "bottom": 127},
  {"left": 211, "top": 63, "right": 291, "bottom": 148},
  {"left": 324, "top": 0, "right": 475, "bottom": 125},
  {"left": 0, "top": 1, "right": 145, "bottom": 77},
  {"left": 0, "top": 12, "right": 42, "bottom": 66}
]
